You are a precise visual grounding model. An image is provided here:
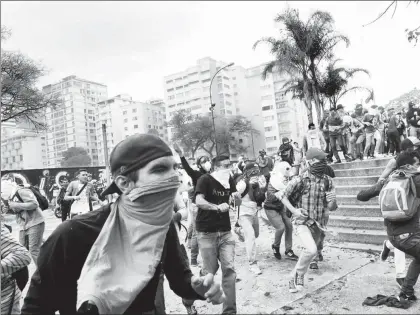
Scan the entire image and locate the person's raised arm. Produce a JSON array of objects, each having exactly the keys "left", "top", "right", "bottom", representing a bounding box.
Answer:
[{"left": 9, "top": 188, "right": 38, "bottom": 211}]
